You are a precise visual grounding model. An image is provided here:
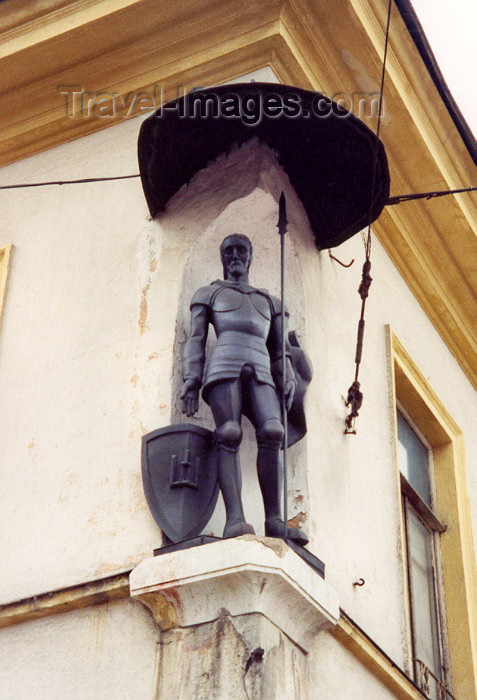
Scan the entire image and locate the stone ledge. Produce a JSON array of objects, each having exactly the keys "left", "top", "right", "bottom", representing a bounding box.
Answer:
[{"left": 129, "top": 535, "right": 339, "bottom": 652}]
